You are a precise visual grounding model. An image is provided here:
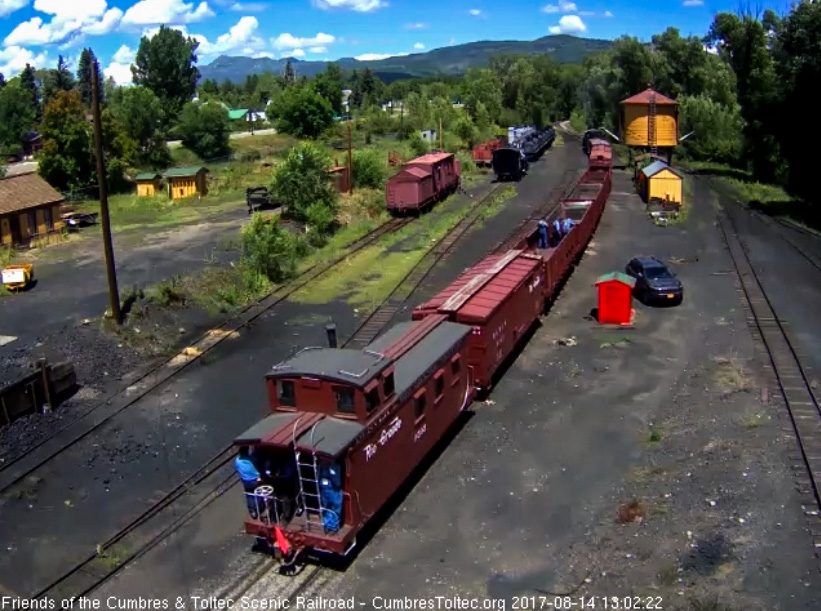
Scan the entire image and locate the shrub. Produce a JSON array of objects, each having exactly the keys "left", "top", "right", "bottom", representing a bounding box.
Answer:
[
  {"left": 271, "top": 142, "right": 339, "bottom": 227},
  {"left": 409, "top": 134, "right": 429, "bottom": 156},
  {"left": 352, "top": 149, "right": 385, "bottom": 189},
  {"left": 569, "top": 107, "right": 587, "bottom": 133},
  {"left": 240, "top": 213, "right": 302, "bottom": 283}
]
